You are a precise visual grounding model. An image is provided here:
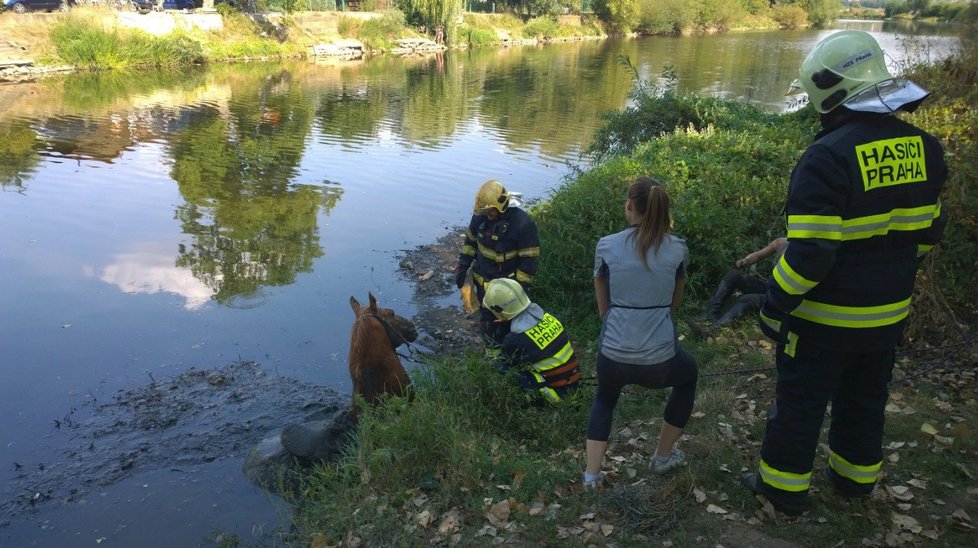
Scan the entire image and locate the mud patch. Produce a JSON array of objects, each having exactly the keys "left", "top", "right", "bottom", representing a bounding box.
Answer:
[
  {"left": 396, "top": 228, "right": 482, "bottom": 357},
  {"left": 2, "top": 361, "right": 346, "bottom": 520}
]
